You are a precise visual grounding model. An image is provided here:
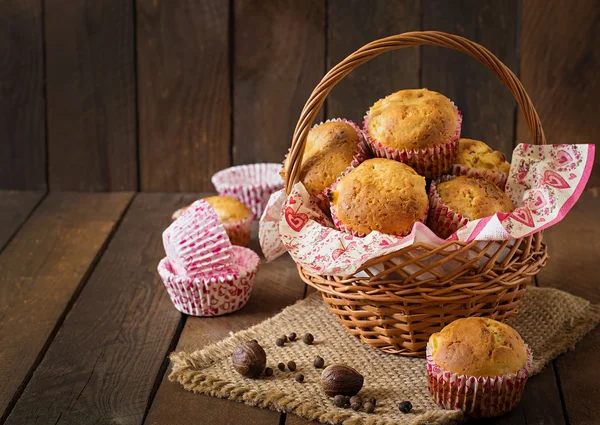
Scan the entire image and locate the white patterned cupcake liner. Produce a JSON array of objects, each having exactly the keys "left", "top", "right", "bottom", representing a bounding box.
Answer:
[
  {"left": 363, "top": 104, "right": 462, "bottom": 179},
  {"left": 162, "top": 200, "right": 238, "bottom": 280},
  {"left": 450, "top": 163, "right": 508, "bottom": 190},
  {"left": 172, "top": 205, "right": 253, "bottom": 248},
  {"left": 158, "top": 246, "right": 260, "bottom": 316},
  {"left": 212, "top": 163, "right": 283, "bottom": 219},
  {"left": 427, "top": 343, "right": 532, "bottom": 418}
]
